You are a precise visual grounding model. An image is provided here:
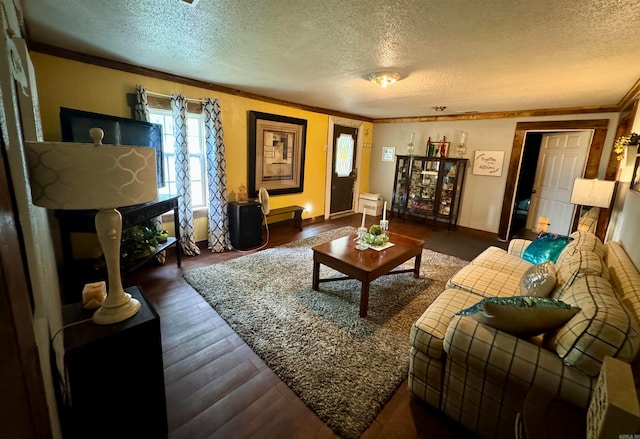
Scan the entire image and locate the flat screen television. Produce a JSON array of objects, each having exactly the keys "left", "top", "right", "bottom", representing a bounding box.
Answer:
[{"left": 60, "top": 107, "right": 165, "bottom": 188}]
